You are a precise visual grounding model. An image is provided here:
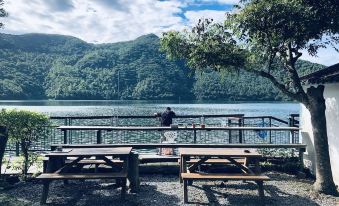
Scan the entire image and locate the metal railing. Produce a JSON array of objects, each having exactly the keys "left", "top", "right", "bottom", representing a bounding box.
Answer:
[{"left": 5, "top": 114, "right": 300, "bottom": 154}]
